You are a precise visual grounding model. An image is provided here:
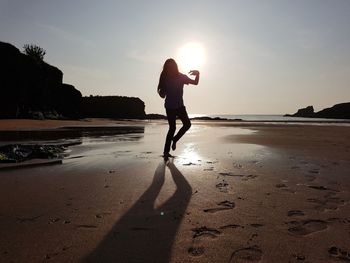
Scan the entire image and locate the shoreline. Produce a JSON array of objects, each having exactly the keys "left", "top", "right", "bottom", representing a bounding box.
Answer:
[{"left": 0, "top": 118, "right": 350, "bottom": 133}]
